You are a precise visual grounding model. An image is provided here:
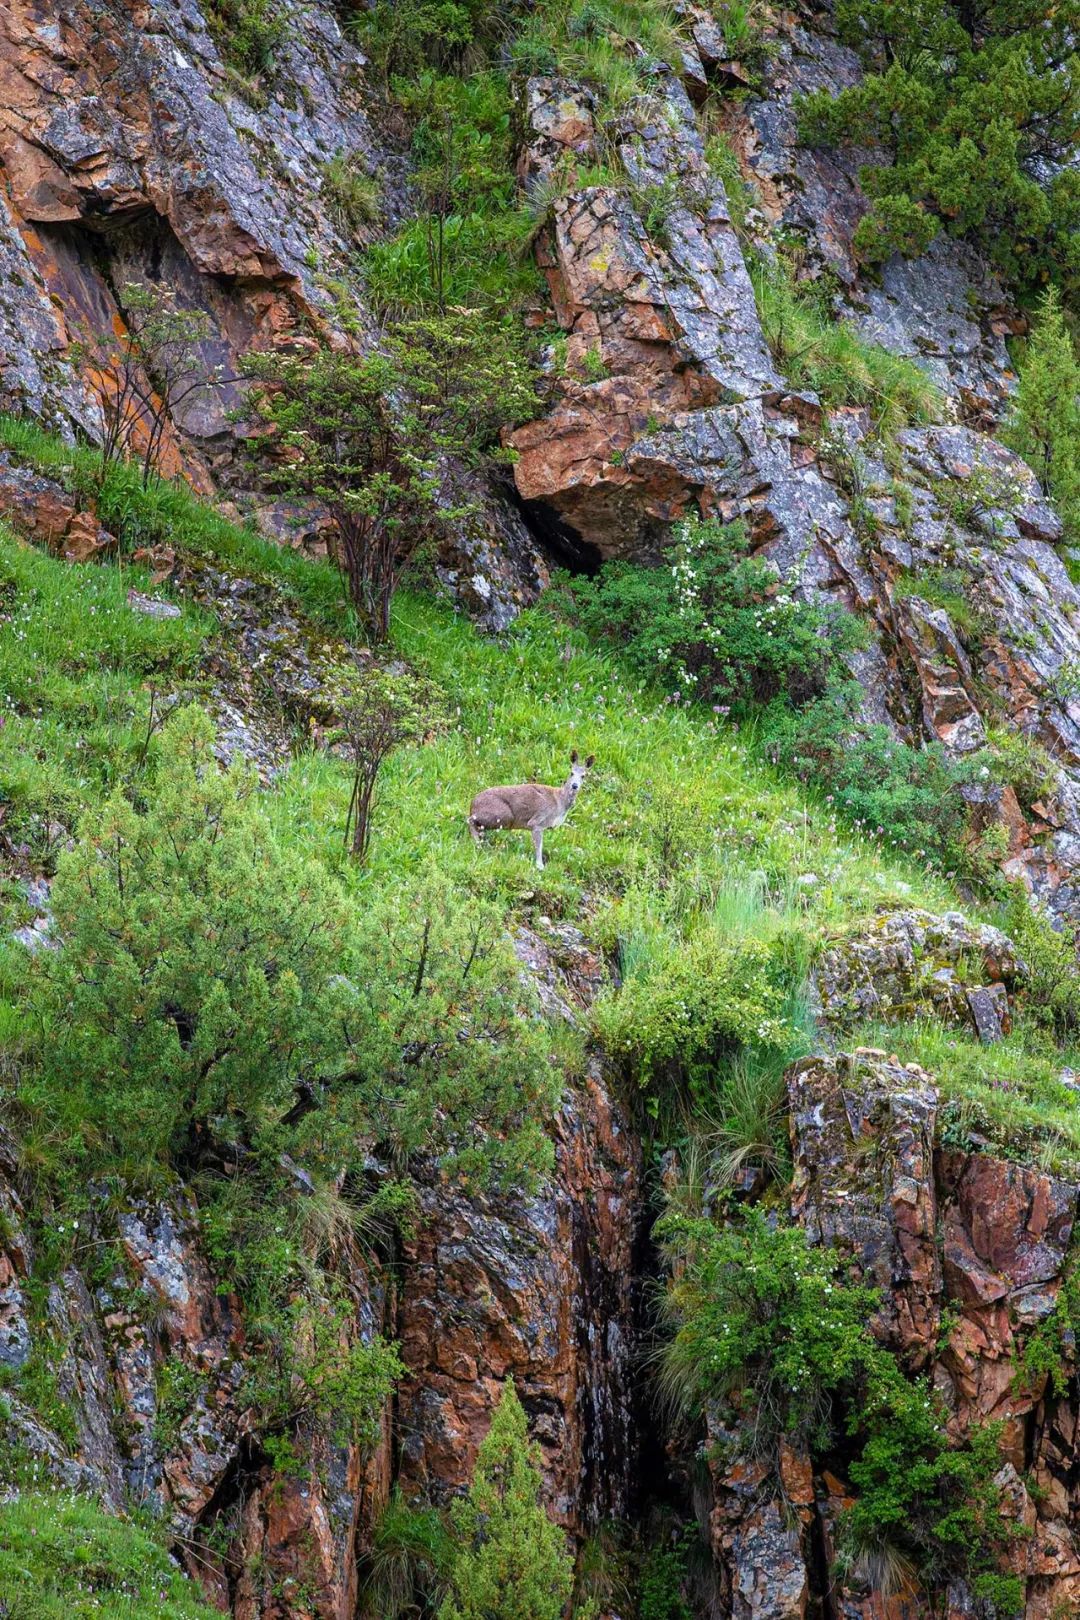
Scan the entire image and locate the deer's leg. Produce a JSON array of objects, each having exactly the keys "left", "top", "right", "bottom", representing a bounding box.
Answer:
[{"left": 531, "top": 826, "right": 545, "bottom": 870}]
